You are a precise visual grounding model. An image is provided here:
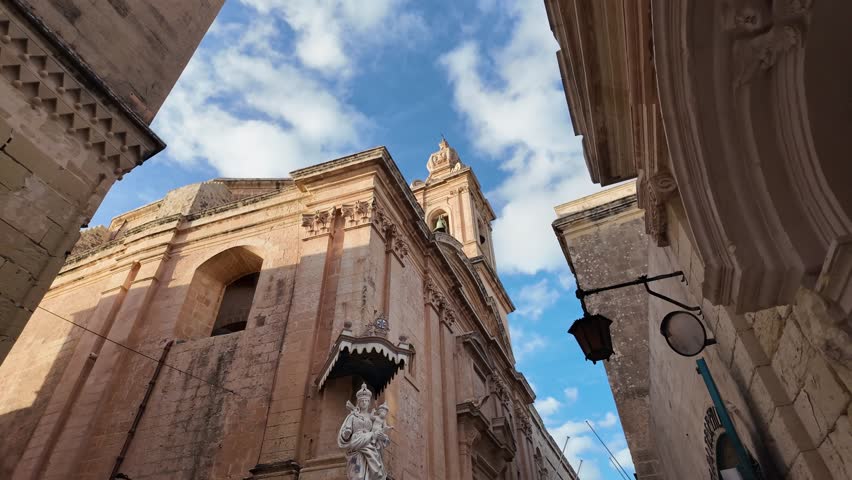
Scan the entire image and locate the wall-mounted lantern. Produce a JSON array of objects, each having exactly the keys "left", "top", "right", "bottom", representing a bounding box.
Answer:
[
  {"left": 569, "top": 271, "right": 715, "bottom": 362},
  {"left": 567, "top": 313, "right": 613, "bottom": 364}
]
